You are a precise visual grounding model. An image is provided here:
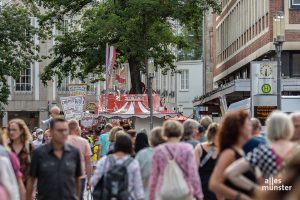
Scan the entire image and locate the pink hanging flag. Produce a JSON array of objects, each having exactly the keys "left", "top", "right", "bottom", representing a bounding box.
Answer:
[{"left": 105, "top": 44, "right": 117, "bottom": 90}]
